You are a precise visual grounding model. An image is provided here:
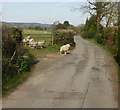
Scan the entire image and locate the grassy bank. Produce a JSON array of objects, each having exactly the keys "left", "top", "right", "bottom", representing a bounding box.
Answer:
[{"left": 3, "top": 51, "right": 35, "bottom": 96}]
